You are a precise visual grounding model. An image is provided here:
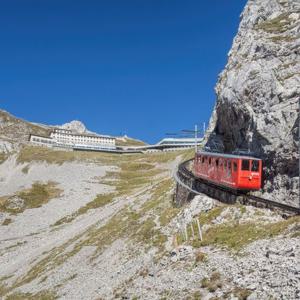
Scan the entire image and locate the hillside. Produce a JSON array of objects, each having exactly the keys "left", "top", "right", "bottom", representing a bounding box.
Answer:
[
  {"left": 0, "top": 110, "right": 51, "bottom": 152},
  {"left": 0, "top": 146, "right": 299, "bottom": 299},
  {"left": 115, "top": 136, "right": 147, "bottom": 147}
]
